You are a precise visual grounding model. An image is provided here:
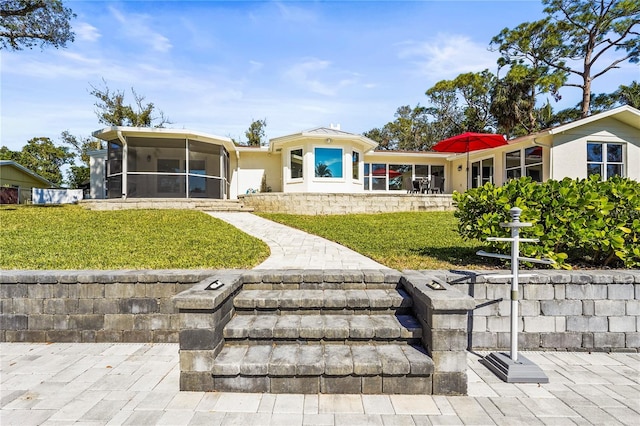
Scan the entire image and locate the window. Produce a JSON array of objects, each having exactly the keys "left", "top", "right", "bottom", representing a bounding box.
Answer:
[
  {"left": 352, "top": 151, "right": 360, "bottom": 180},
  {"left": 314, "top": 147, "right": 343, "bottom": 178},
  {"left": 364, "top": 163, "right": 444, "bottom": 191},
  {"left": 587, "top": 142, "right": 624, "bottom": 180},
  {"left": 471, "top": 158, "right": 494, "bottom": 188},
  {"left": 505, "top": 147, "right": 543, "bottom": 182},
  {"left": 389, "top": 164, "right": 411, "bottom": 191},
  {"left": 290, "top": 148, "right": 303, "bottom": 179}
]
